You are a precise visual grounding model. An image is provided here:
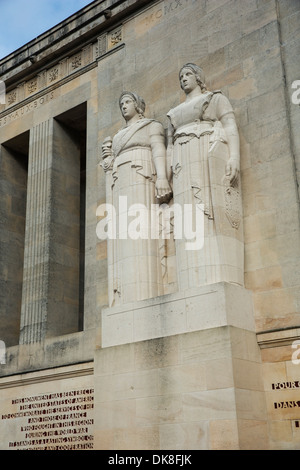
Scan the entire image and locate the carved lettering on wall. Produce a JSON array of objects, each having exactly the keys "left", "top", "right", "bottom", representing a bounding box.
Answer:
[
  {"left": 0, "top": 90, "right": 56, "bottom": 128},
  {"left": 141, "top": 0, "right": 192, "bottom": 27},
  {"left": 272, "top": 381, "right": 300, "bottom": 390},
  {"left": 274, "top": 401, "right": 300, "bottom": 409},
  {"left": 1, "top": 388, "right": 94, "bottom": 450},
  {"left": 271, "top": 380, "right": 300, "bottom": 423}
]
